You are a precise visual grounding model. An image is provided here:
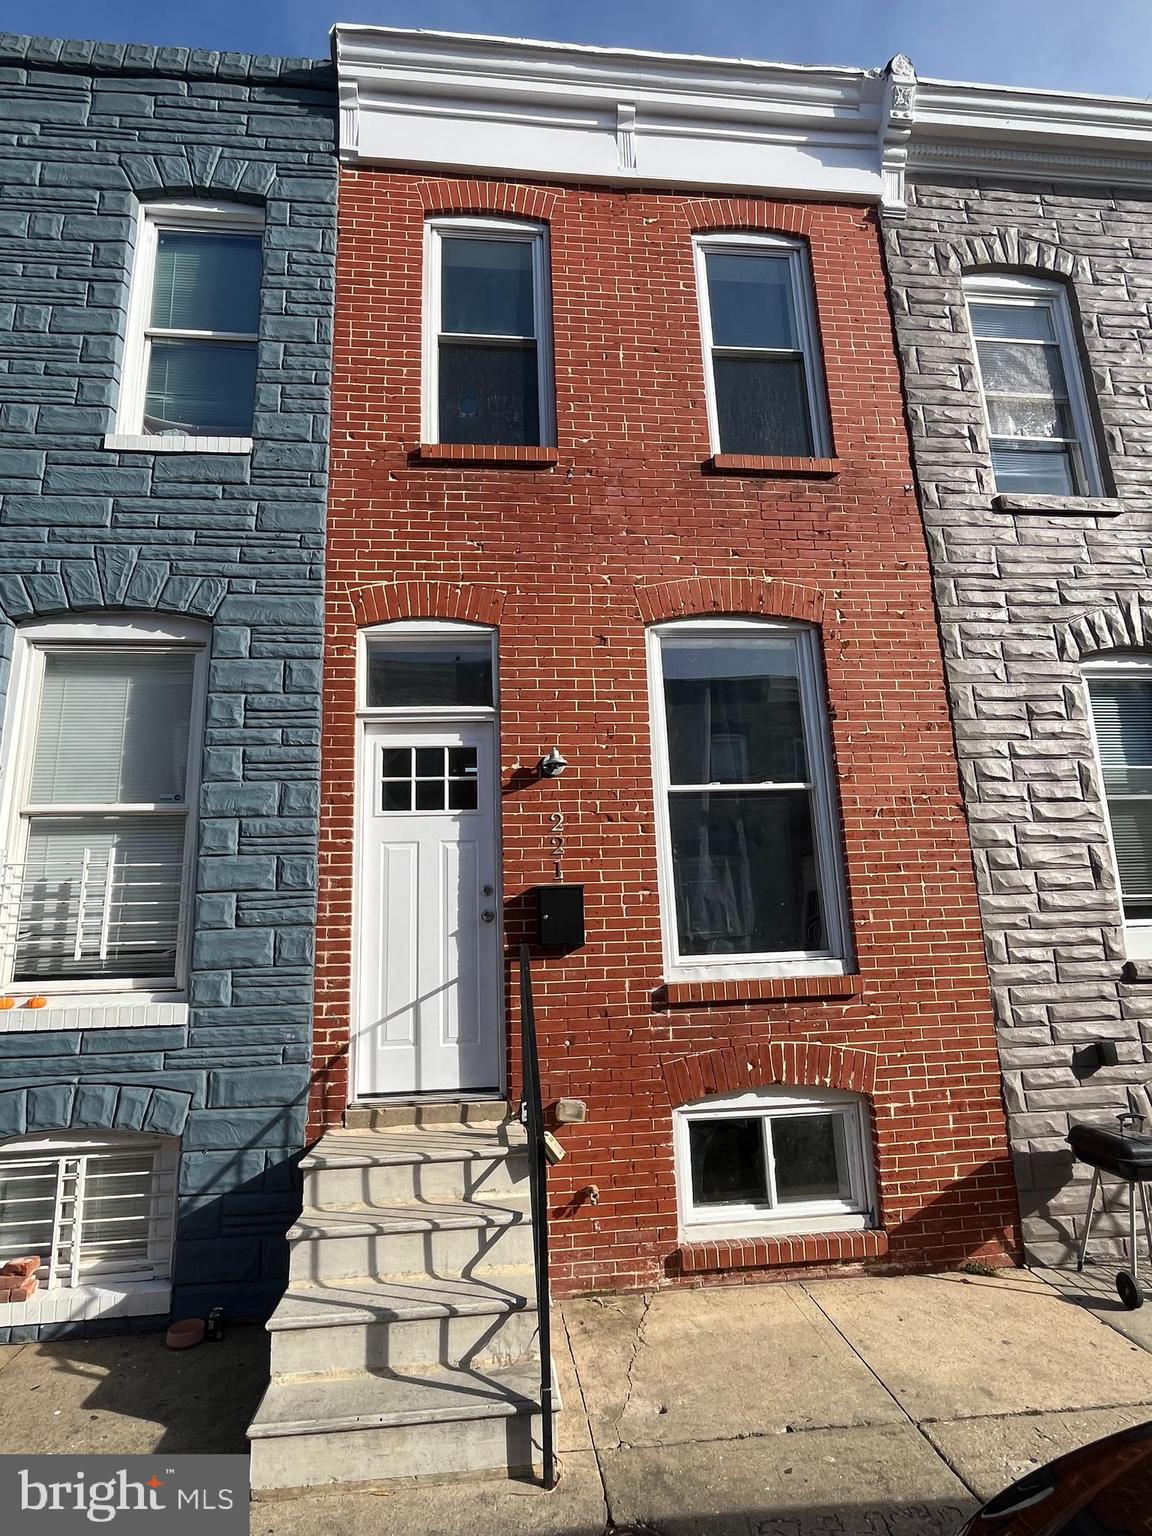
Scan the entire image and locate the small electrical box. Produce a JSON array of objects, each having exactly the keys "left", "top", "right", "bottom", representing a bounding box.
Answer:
[{"left": 535, "top": 884, "right": 585, "bottom": 948}]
